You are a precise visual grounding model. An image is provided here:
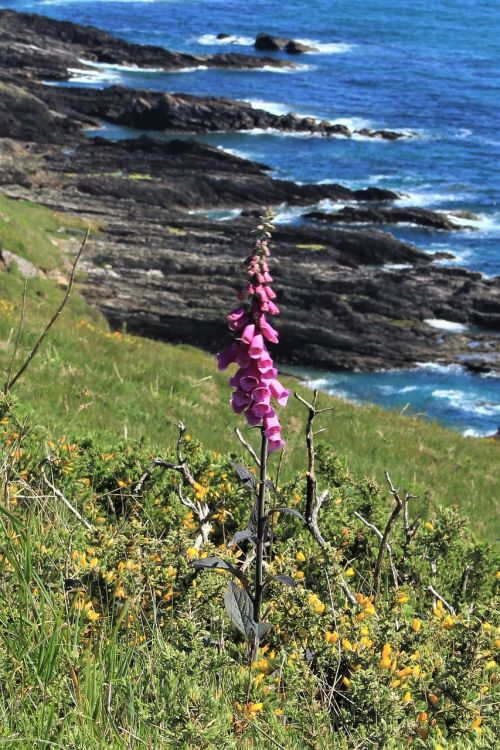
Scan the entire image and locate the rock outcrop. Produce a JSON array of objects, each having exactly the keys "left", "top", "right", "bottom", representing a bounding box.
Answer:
[
  {"left": 0, "top": 9, "right": 296, "bottom": 79},
  {"left": 306, "top": 206, "right": 466, "bottom": 231},
  {"left": 0, "top": 9, "right": 498, "bottom": 374},
  {"left": 255, "top": 33, "right": 318, "bottom": 54}
]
